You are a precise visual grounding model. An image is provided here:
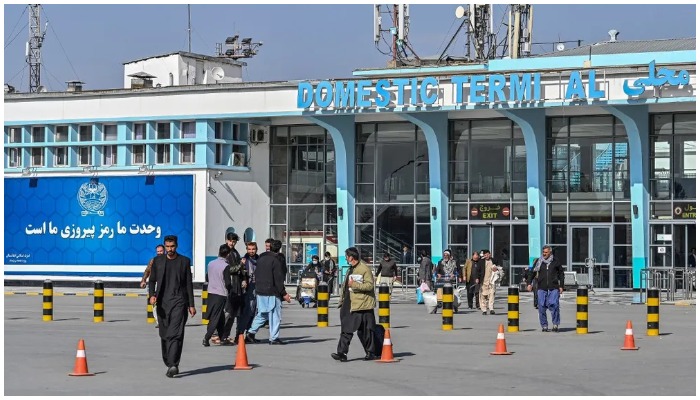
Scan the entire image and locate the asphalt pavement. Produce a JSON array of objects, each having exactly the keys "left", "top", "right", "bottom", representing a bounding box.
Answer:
[{"left": 3, "top": 288, "right": 696, "bottom": 396}]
